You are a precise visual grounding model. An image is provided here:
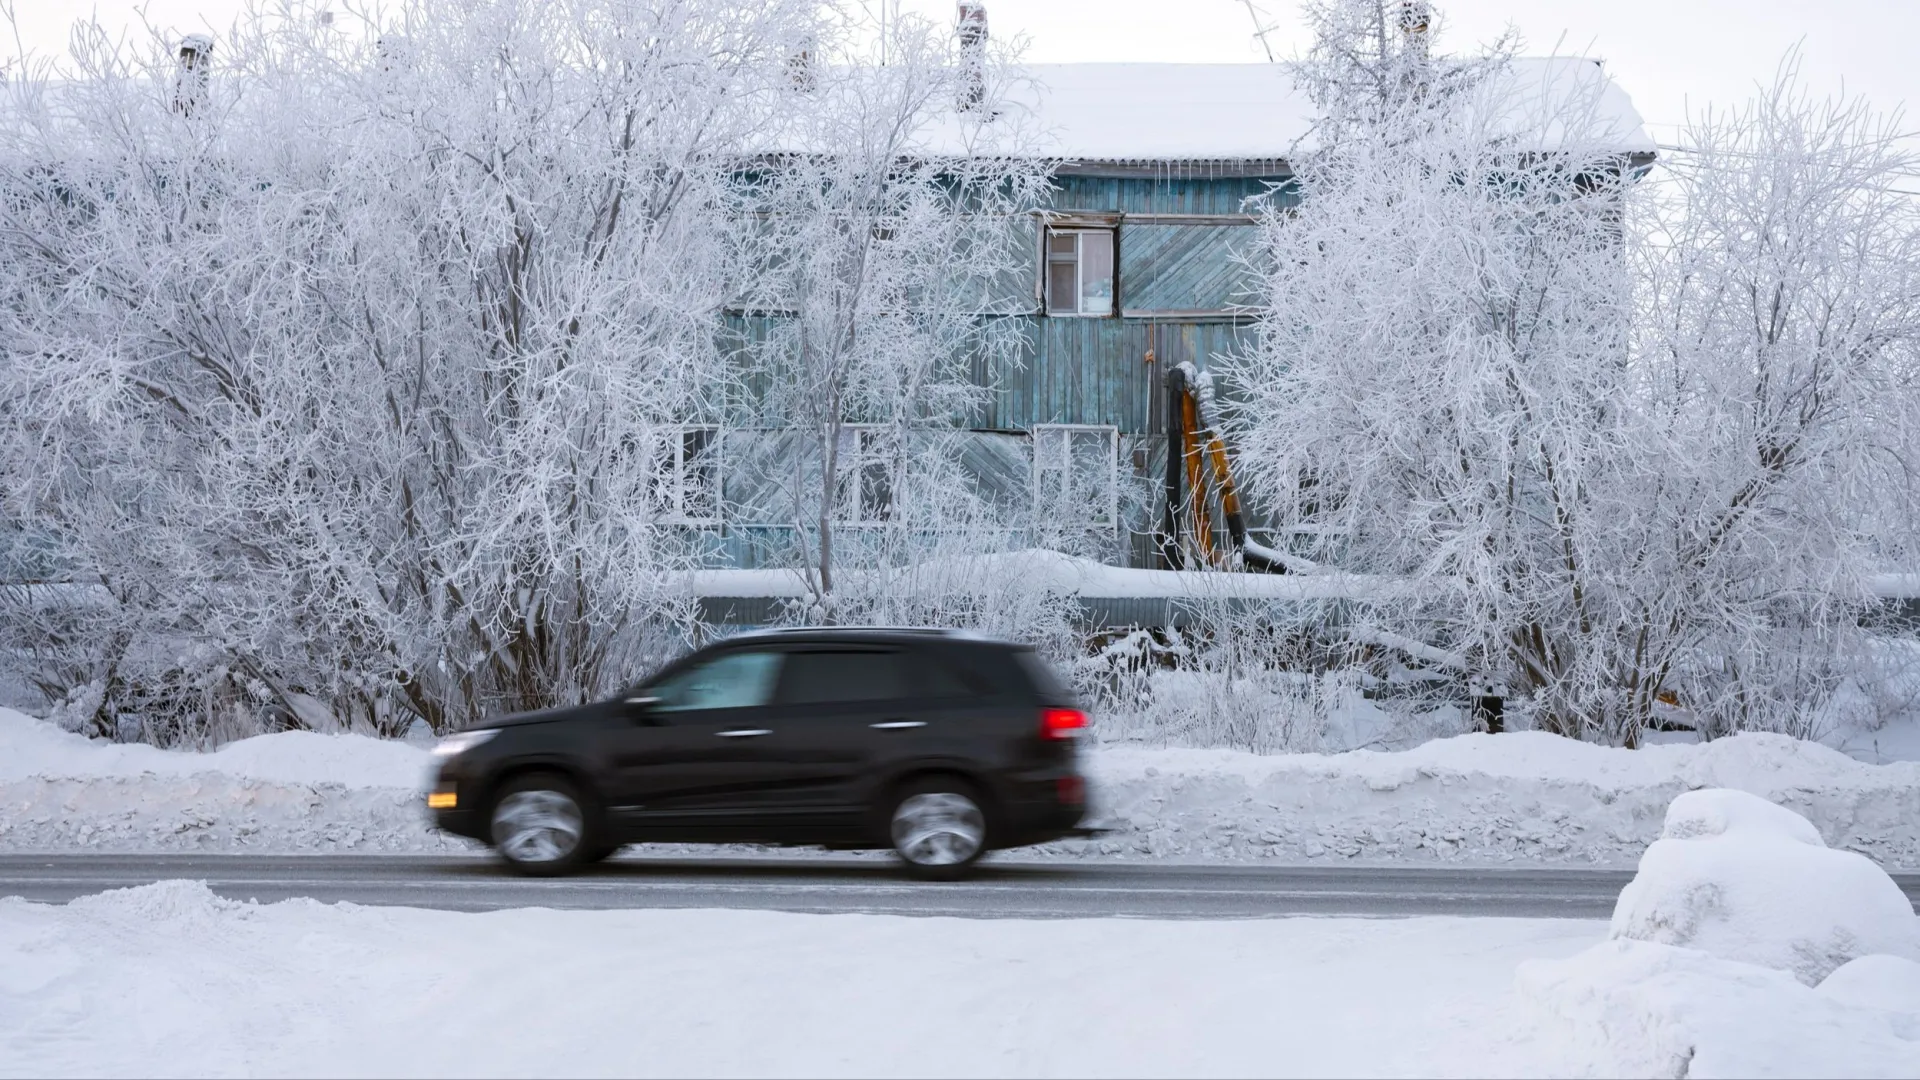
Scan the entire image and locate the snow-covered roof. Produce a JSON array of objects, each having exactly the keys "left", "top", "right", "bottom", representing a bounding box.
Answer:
[{"left": 921, "top": 58, "right": 1655, "bottom": 166}]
